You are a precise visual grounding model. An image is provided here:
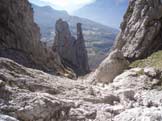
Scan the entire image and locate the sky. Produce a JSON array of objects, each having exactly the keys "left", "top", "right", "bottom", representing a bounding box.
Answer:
[
  {"left": 29, "top": 0, "right": 128, "bottom": 28},
  {"left": 29, "top": 0, "right": 127, "bottom": 13},
  {"left": 29, "top": 0, "right": 96, "bottom": 13}
]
